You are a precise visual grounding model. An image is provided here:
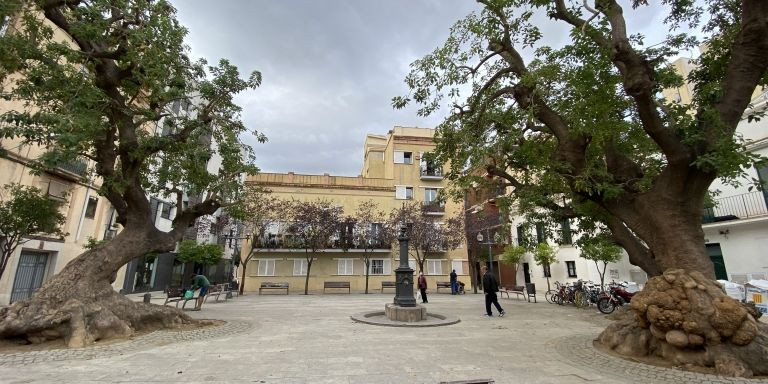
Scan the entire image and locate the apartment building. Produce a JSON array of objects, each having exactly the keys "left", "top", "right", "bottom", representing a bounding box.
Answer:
[{"left": 240, "top": 126, "right": 470, "bottom": 293}]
